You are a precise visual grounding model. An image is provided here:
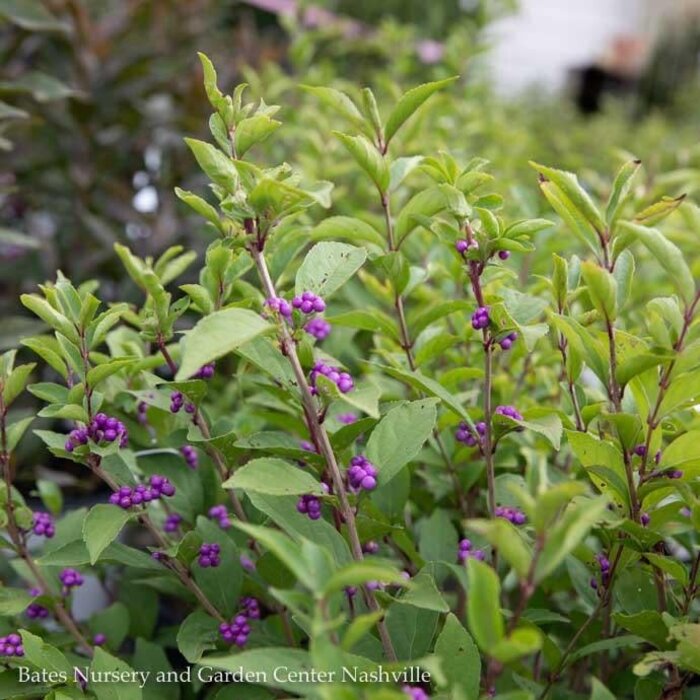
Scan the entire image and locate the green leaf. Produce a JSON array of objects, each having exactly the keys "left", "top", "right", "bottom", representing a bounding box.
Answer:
[
  {"left": 86, "top": 357, "right": 138, "bottom": 387},
  {"left": 333, "top": 132, "right": 389, "bottom": 192},
  {"left": 590, "top": 678, "right": 617, "bottom": 700},
  {"left": 465, "top": 519, "right": 532, "bottom": 579},
  {"left": 184, "top": 138, "right": 237, "bottom": 191},
  {"left": 177, "top": 611, "right": 219, "bottom": 663},
  {"left": 466, "top": 558, "right": 504, "bottom": 652},
  {"left": 231, "top": 521, "right": 314, "bottom": 590},
  {"left": 20, "top": 294, "right": 77, "bottom": 341},
  {"left": 88, "top": 602, "right": 130, "bottom": 650},
  {"left": 322, "top": 562, "right": 408, "bottom": 595},
  {"left": 581, "top": 260, "right": 617, "bottom": 321},
  {"left": 175, "top": 188, "right": 223, "bottom": 233},
  {"left": 618, "top": 221, "right": 695, "bottom": 305},
  {"left": 0, "top": 0, "right": 69, "bottom": 32},
  {"left": 295, "top": 242, "right": 367, "bottom": 298},
  {"left": 434, "top": 613, "right": 480, "bottom": 700},
  {"left": 531, "top": 162, "right": 605, "bottom": 233},
  {"left": 301, "top": 85, "right": 370, "bottom": 134},
  {"left": 0, "top": 588, "right": 32, "bottom": 615},
  {"left": 490, "top": 627, "right": 542, "bottom": 664},
  {"left": 613, "top": 611, "right": 671, "bottom": 650},
  {"left": 520, "top": 409, "right": 563, "bottom": 450},
  {"left": 658, "top": 370, "right": 700, "bottom": 419},
  {"left": 538, "top": 180, "right": 599, "bottom": 253},
  {"left": 6, "top": 416, "right": 34, "bottom": 451},
  {"left": 234, "top": 115, "right": 282, "bottom": 157},
  {"left": 634, "top": 195, "right": 686, "bottom": 226},
  {"left": 384, "top": 77, "right": 458, "bottom": 145},
  {"left": 395, "top": 186, "right": 448, "bottom": 244},
  {"left": 176, "top": 307, "right": 271, "bottom": 380},
  {"left": 89, "top": 647, "right": 143, "bottom": 700},
  {"left": 193, "top": 517, "right": 241, "bottom": 617},
  {"left": 223, "top": 457, "right": 324, "bottom": 496},
  {"left": 535, "top": 495, "right": 609, "bottom": 582},
  {"left": 329, "top": 310, "right": 399, "bottom": 340},
  {"left": 1, "top": 363, "right": 35, "bottom": 406},
  {"left": 606, "top": 159, "right": 642, "bottom": 226},
  {"left": 377, "top": 364, "right": 475, "bottom": 428},
  {"left": 310, "top": 216, "right": 385, "bottom": 247},
  {"left": 82, "top": 505, "right": 133, "bottom": 565},
  {"left": 399, "top": 569, "right": 448, "bottom": 612},
  {"left": 19, "top": 629, "right": 73, "bottom": 676},
  {"left": 366, "top": 399, "right": 438, "bottom": 485},
  {"left": 200, "top": 648, "right": 315, "bottom": 694}
]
